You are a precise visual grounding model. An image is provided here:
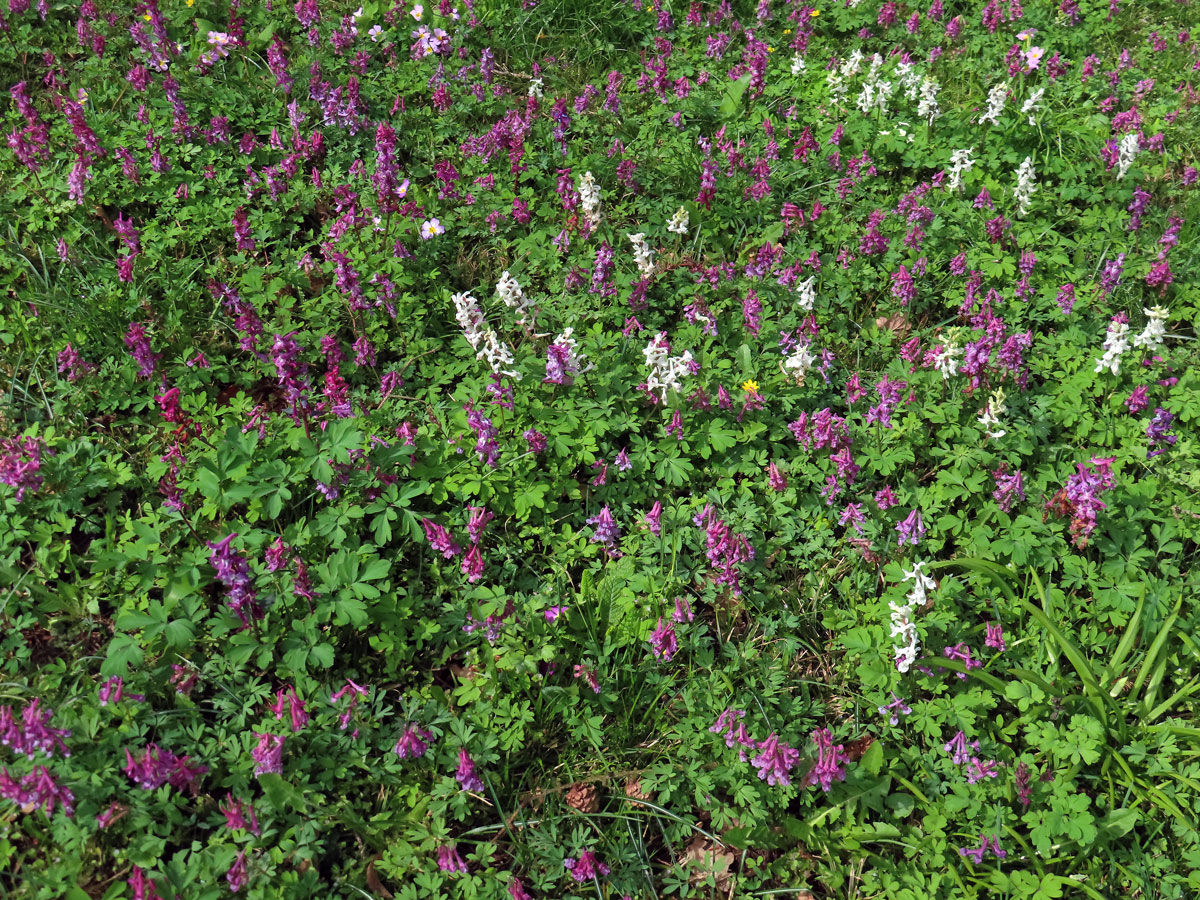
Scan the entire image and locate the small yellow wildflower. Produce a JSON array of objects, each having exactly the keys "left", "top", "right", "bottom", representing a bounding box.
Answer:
[
  {"left": 768, "top": 46, "right": 775, "bottom": 53},
  {"left": 810, "top": 8, "right": 820, "bottom": 15},
  {"left": 742, "top": 379, "right": 760, "bottom": 393},
  {"left": 783, "top": 28, "right": 792, "bottom": 34},
  {"left": 143, "top": 12, "right": 151, "bottom": 19},
  {"left": 187, "top": 0, "right": 194, "bottom": 6}
]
